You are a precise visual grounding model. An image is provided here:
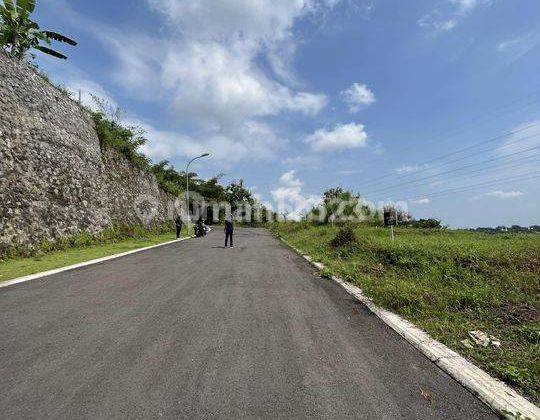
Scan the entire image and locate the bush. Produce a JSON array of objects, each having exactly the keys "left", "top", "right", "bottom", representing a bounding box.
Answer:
[
  {"left": 91, "top": 111, "right": 151, "bottom": 170},
  {"left": 408, "top": 218, "right": 443, "bottom": 229},
  {"left": 330, "top": 225, "right": 358, "bottom": 248}
]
